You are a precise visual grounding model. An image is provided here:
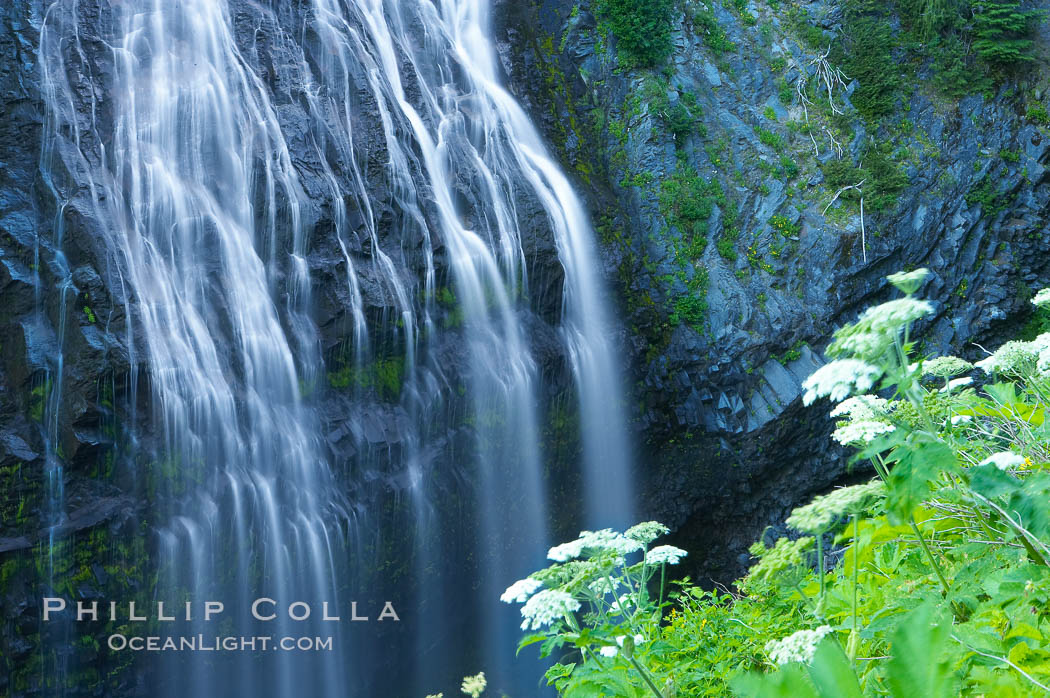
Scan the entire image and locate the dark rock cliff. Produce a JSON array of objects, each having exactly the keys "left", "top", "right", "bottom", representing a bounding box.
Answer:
[{"left": 493, "top": 0, "right": 1050, "bottom": 581}]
